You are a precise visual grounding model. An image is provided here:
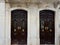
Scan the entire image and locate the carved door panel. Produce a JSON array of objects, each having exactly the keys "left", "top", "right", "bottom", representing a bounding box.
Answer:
[
  {"left": 40, "top": 10, "right": 55, "bottom": 44},
  {"left": 11, "top": 9, "right": 27, "bottom": 45}
]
